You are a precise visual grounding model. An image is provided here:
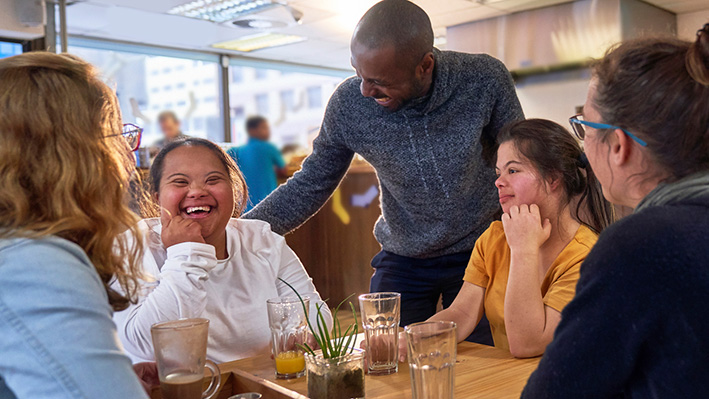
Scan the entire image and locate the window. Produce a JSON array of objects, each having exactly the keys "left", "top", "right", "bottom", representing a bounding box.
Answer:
[
  {"left": 232, "top": 106, "right": 245, "bottom": 119},
  {"left": 68, "top": 43, "right": 223, "bottom": 144},
  {"left": 307, "top": 86, "right": 322, "bottom": 109},
  {"left": 228, "top": 64, "right": 345, "bottom": 147},
  {"left": 231, "top": 67, "right": 243, "bottom": 83},
  {"left": 281, "top": 90, "right": 295, "bottom": 112},
  {"left": 255, "top": 94, "right": 269, "bottom": 116}
]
